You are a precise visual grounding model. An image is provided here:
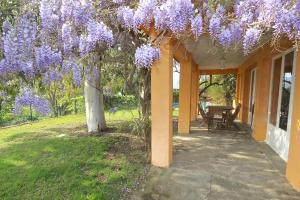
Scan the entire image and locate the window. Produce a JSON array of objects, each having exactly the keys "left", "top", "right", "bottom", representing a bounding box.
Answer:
[
  {"left": 270, "top": 57, "right": 282, "bottom": 126},
  {"left": 279, "top": 52, "right": 294, "bottom": 131}
]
